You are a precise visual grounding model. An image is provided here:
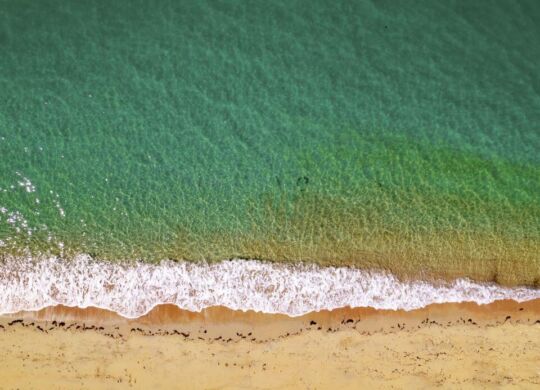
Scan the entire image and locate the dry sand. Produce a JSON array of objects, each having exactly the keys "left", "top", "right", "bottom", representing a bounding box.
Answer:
[{"left": 0, "top": 300, "right": 539, "bottom": 389}]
